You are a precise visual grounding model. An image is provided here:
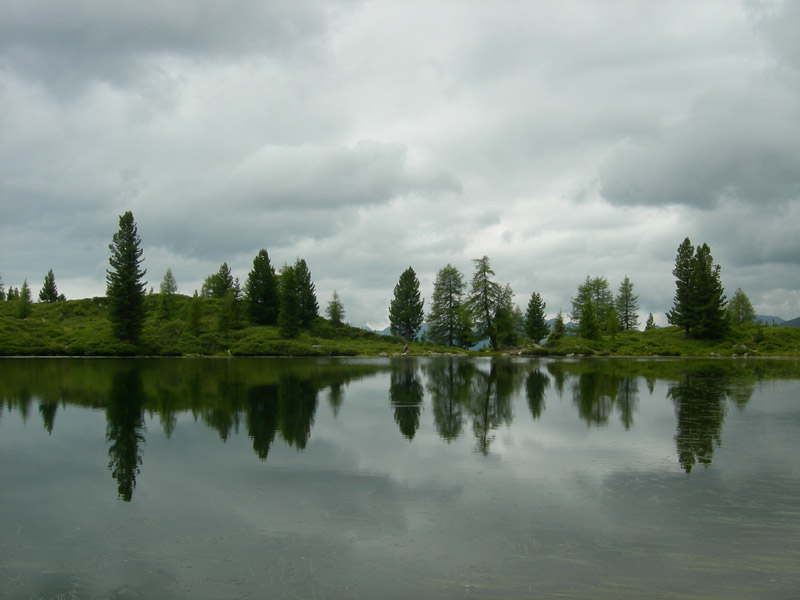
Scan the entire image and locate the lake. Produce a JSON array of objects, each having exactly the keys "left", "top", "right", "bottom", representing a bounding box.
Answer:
[{"left": 1, "top": 356, "right": 799, "bottom": 599}]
